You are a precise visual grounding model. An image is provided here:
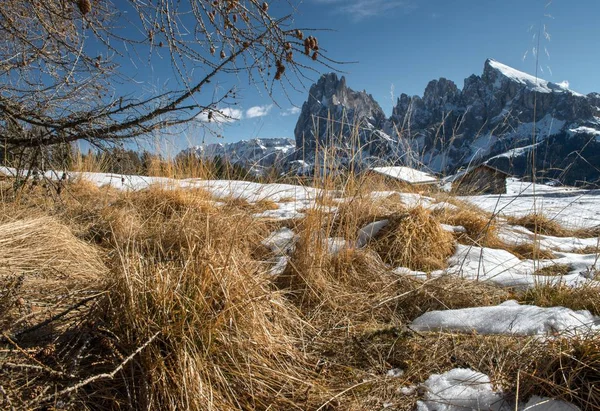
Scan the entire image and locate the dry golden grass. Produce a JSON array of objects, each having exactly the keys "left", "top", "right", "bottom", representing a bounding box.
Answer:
[
  {"left": 433, "top": 205, "right": 502, "bottom": 248},
  {"left": 310, "top": 326, "right": 600, "bottom": 410},
  {"left": 431, "top": 202, "right": 563, "bottom": 261},
  {"left": 0, "top": 184, "right": 327, "bottom": 410},
  {"left": 519, "top": 284, "right": 600, "bottom": 315},
  {"left": 2, "top": 171, "right": 599, "bottom": 410},
  {"left": 0, "top": 216, "right": 106, "bottom": 281},
  {"left": 103, "top": 237, "right": 320, "bottom": 410},
  {"left": 370, "top": 207, "right": 455, "bottom": 272},
  {"left": 389, "top": 275, "right": 511, "bottom": 321},
  {"left": 279, "top": 211, "right": 398, "bottom": 322},
  {"left": 533, "top": 263, "right": 572, "bottom": 277},
  {"left": 330, "top": 193, "right": 405, "bottom": 242},
  {"left": 507, "top": 213, "right": 569, "bottom": 236},
  {"left": 507, "top": 213, "right": 600, "bottom": 238},
  {"left": 507, "top": 242, "right": 557, "bottom": 260},
  {"left": 520, "top": 334, "right": 600, "bottom": 410}
]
